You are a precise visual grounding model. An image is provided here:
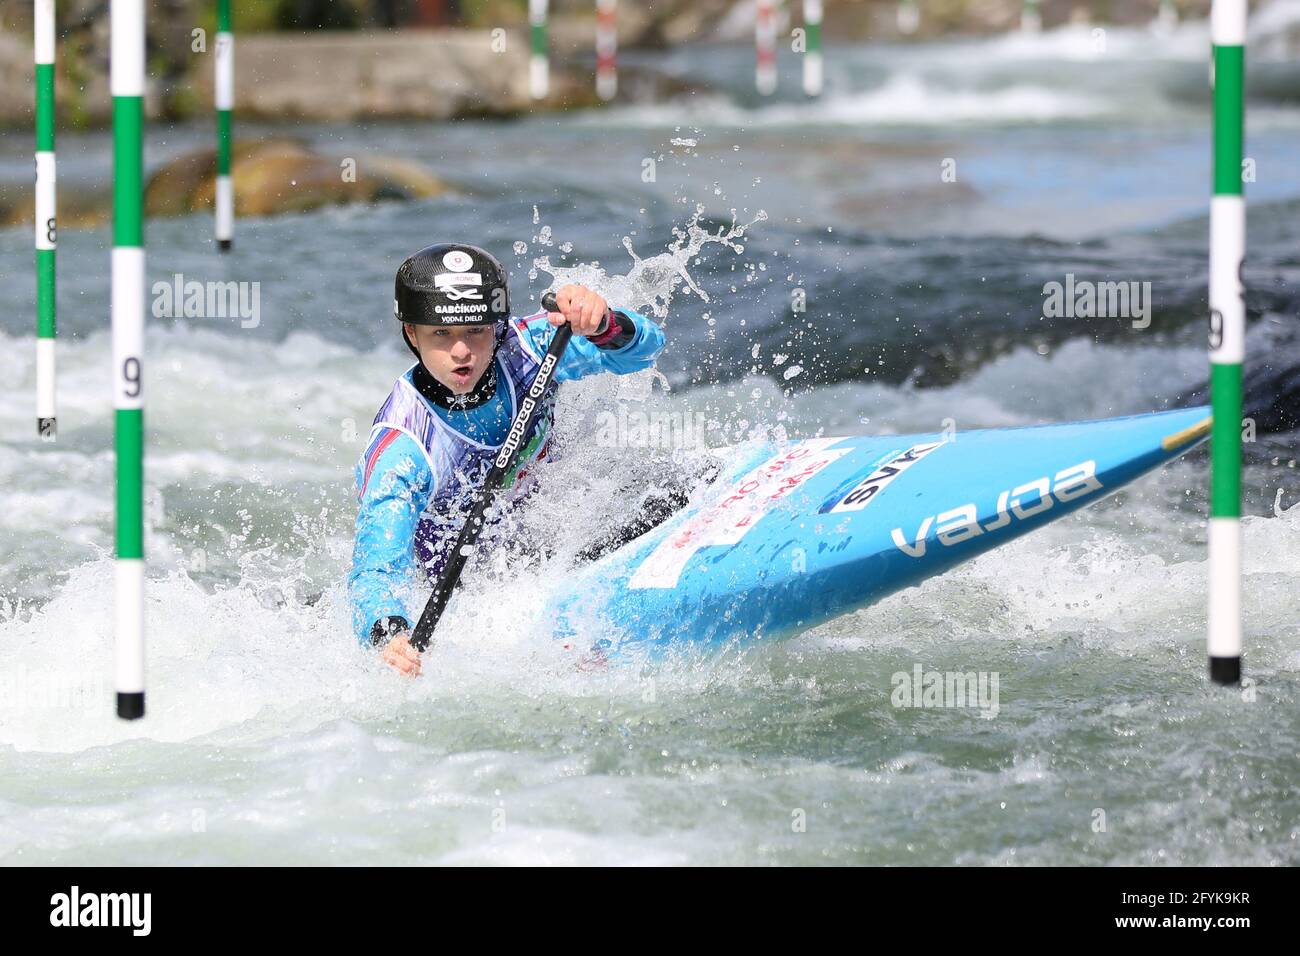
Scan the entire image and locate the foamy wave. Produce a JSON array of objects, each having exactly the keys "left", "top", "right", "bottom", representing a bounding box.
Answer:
[{"left": 583, "top": 73, "right": 1108, "bottom": 128}]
